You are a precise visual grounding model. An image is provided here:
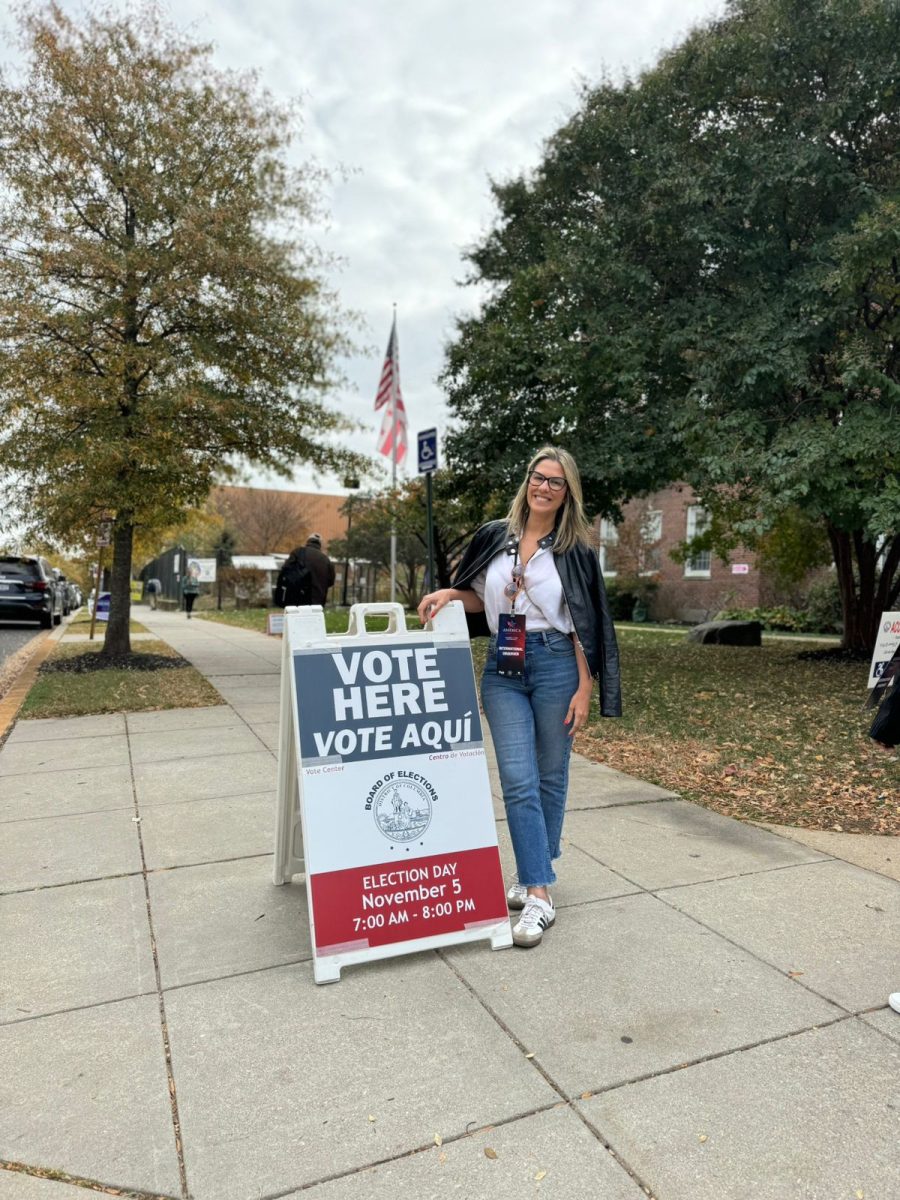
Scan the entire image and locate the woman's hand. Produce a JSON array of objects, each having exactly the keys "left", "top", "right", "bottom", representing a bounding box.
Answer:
[
  {"left": 564, "top": 681, "right": 593, "bottom": 737},
  {"left": 417, "top": 588, "right": 457, "bottom": 624}
]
